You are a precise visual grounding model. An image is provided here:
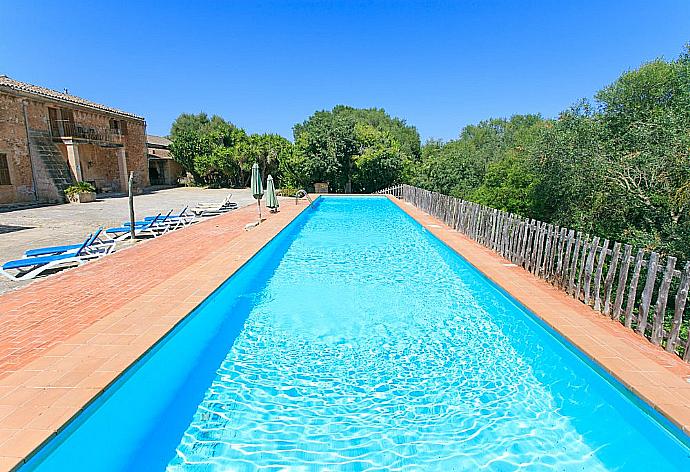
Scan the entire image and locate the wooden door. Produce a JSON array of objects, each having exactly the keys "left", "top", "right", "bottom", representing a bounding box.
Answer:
[
  {"left": 60, "top": 108, "right": 75, "bottom": 136},
  {"left": 48, "top": 108, "right": 60, "bottom": 136}
]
